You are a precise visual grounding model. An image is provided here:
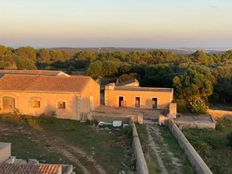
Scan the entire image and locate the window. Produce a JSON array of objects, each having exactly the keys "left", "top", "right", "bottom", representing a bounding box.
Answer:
[
  {"left": 32, "top": 100, "right": 40, "bottom": 108},
  {"left": 58, "top": 101, "right": 66, "bottom": 109}
]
